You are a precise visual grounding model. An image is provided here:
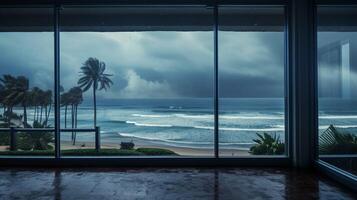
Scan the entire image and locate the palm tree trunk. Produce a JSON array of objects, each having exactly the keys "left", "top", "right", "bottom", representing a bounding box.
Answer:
[
  {"left": 7, "top": 106, "right": 11, "bottom": 127},
  {"left": 44, "top": 106, "right": 48, "bottom": 125},
  {"left": 64, "top": 105, "right": 67, "bottom": 128},
  {"left": 93, "top": 86, "right": 97, "bottom": 128},
  {"left": 33, "top": 106, "right": 37, "bottom": 123},
  {"left": 23, "top": 105, "right": 27, "bottom": 127},
  {"left": 46, "top": 103, "right": 52, "bottom": 125},
  {"left": 71, "top": 105, "right": 74, "bottom": 144},
  {"left": 35, "top": 106, "right": 37, "bottom": 121},
  {"left": 73, "top": 105, "right": 78, "bottom": 145},
  {"left": 40, "top": 106, "right": 43, "bottom": 123}
]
